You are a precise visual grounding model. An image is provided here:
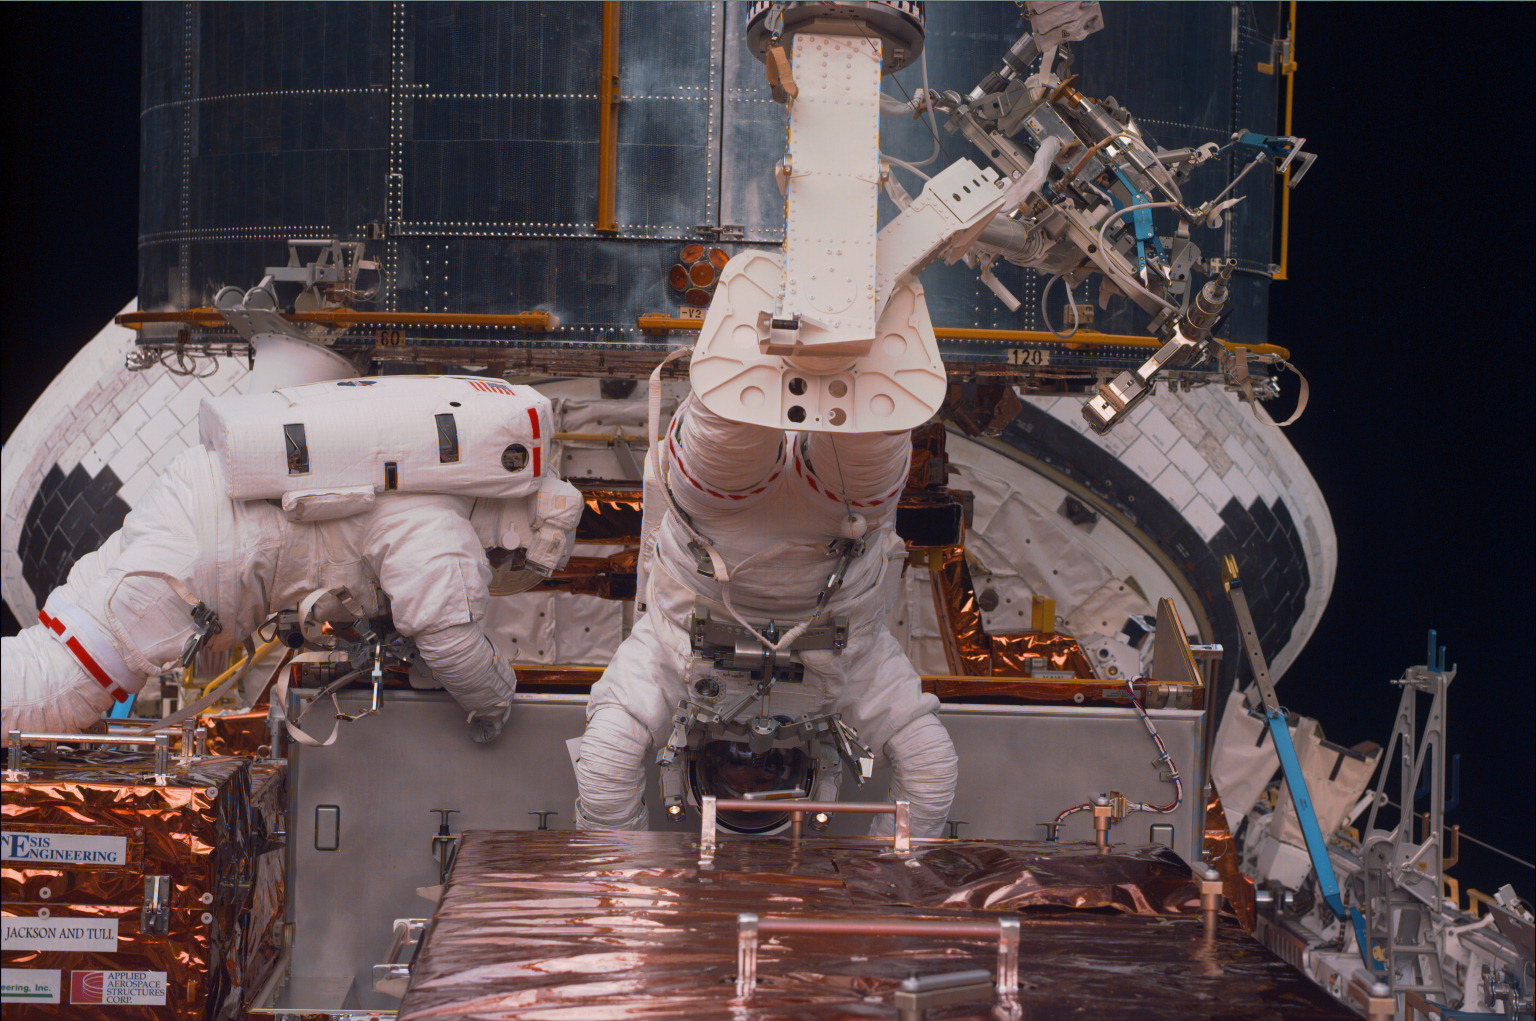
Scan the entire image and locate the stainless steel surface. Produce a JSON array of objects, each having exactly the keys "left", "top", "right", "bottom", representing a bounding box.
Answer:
[{"left": 283, "top": 691, "right": 598, "bottom": 1011}]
